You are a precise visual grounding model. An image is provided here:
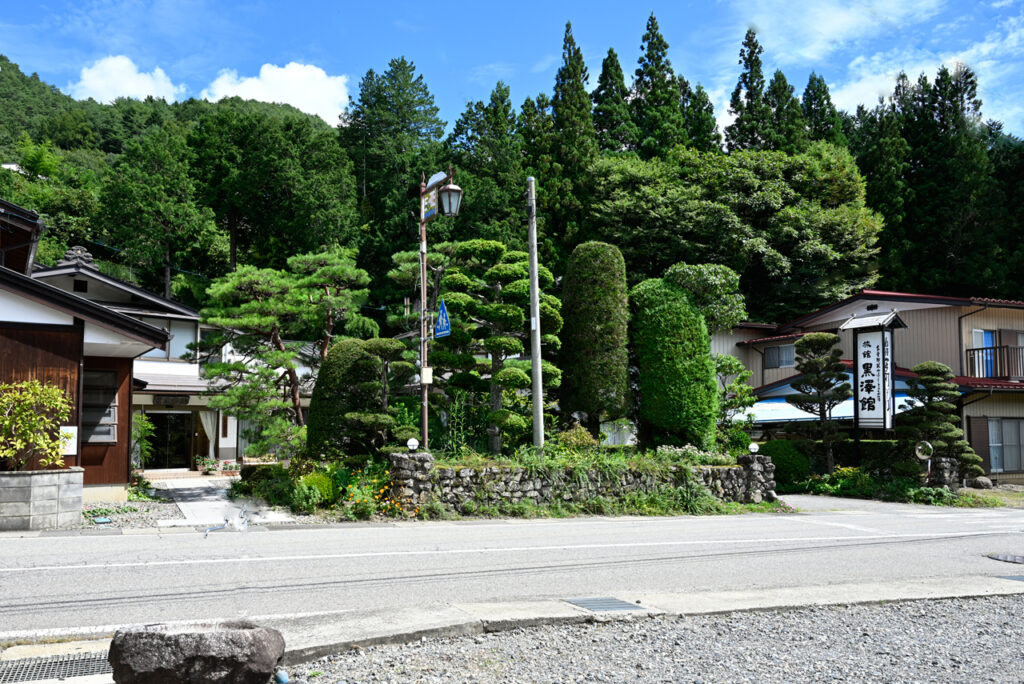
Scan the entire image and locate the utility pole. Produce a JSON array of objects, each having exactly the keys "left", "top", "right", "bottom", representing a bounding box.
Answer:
[
  {"left": 418, "top": 172, "right": 430, "bottom": 450},
  {"left": 527, "top": 177, "right": 544, "bottom": 448}
]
